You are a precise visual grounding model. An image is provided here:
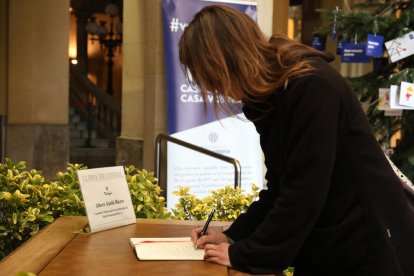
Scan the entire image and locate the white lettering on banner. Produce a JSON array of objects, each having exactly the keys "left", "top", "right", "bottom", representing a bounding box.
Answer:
[
  {"left": 180, "top": 82, "right": 207, "bottom": 103},
  {"left": 170, "top": 17, "right": 188, "bottom": 33},
  {"left": 368, "top": 40, "right": 379, "bottom": 46},
  {"left": 179, "top": 83, "right": 242, "bottom": 104},
  {"left": 343, "top": 48, "right": 364, "bottom": 56},
  {"left": 180, "top": 84, "right": 199, "bottom": 93},
  {"left": 181, "top": 94, "right": 204, "bottom": 103},
  {"left": 180, "top": 94, "right": 217, "bottom": 103},
  {"left": 179, "top": 94, "right": 241, "bottom": 104},
  {"left": 368, "top": 40, "right": 379, "bottom": 49}
]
